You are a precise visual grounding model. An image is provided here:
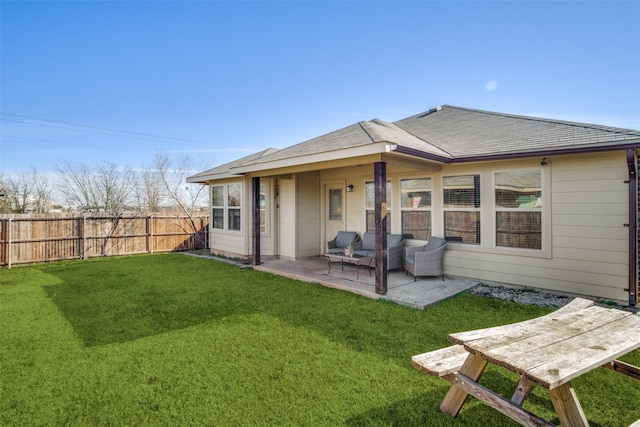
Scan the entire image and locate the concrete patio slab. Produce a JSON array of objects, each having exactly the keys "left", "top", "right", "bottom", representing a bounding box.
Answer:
[{"left": 253, "top": 256, "right": 479, "bottom": 309}]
